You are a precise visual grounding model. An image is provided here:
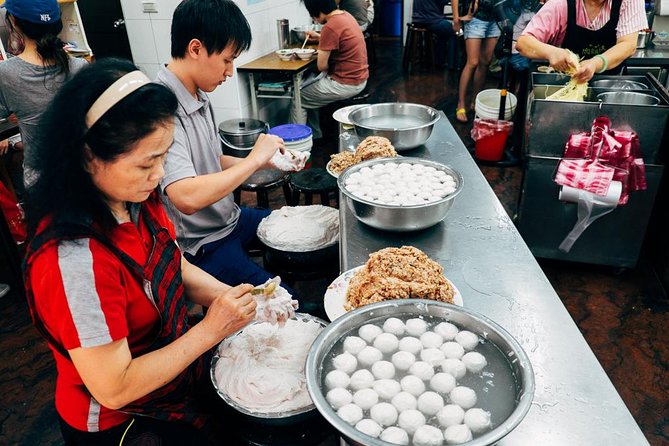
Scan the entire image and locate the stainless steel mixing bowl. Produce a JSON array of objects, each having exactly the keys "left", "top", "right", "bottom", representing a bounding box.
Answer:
[
  {"left": 591, "top": 79, "right": 648, "bottom": 90},
  {"left": 338, "top": 157, "right": 463, "bottom": 232},
  {"left": 292, "top": 24, "right": 322, "bottom": 42},
  {"left": 305, "top": 300, "right": 535, "bottom": 446},
  {"left": 348, "top": 103, "right": 440, "bottom": 150},
  {"left": 597, "top": 91, "right": 660, "bottom": 105},
  {"left": 211, "top": 313, "right": 328, "bottom": 426}
]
